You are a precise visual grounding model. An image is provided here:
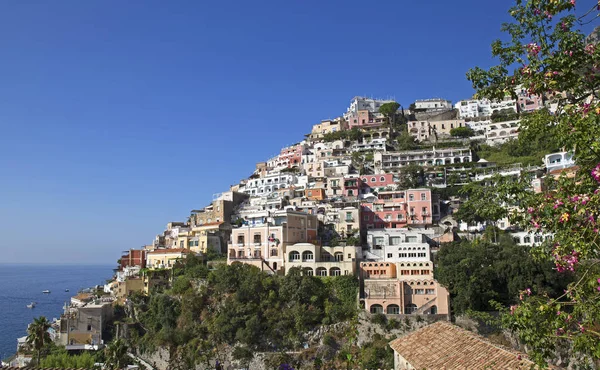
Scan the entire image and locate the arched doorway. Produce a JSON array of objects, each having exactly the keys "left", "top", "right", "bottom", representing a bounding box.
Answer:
[
  {"left": 430, "top": 305, "right": 437, "bottom": 314},
  {"left": 370, "top": 304, "right": 383, "bottom": 314},
  {"left": 387, "top": 304, "right": 400, "bottom": 314},
  {"left": 405, "top": 303, "right": 418, "bottom": 314}
]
